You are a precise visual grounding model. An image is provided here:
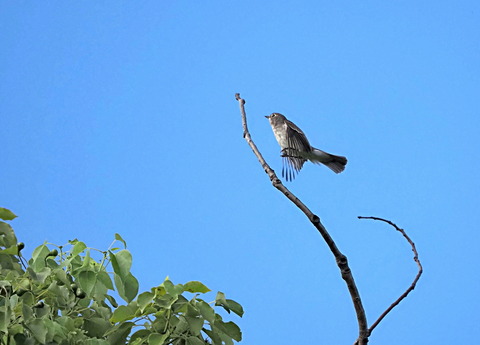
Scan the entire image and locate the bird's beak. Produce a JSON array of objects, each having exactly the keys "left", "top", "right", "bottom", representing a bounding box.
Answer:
[{"left": 265, "top": 115, "right": 270, "bottom": 119}]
